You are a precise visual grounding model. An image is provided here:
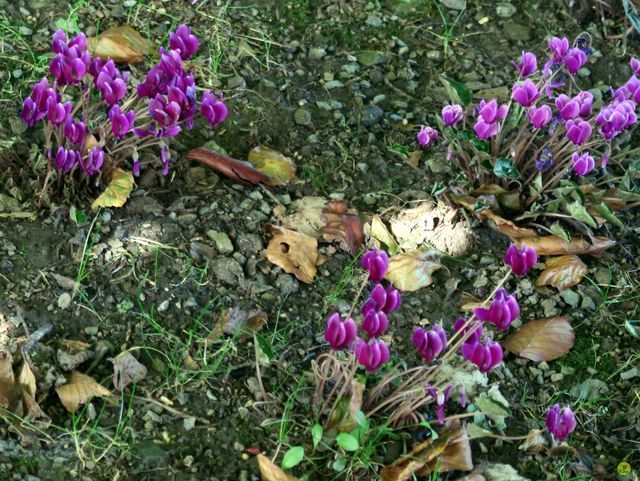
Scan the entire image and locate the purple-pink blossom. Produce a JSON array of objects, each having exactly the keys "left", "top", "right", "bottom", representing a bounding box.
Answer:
[
  {"left": 574, "top": 91, "right": 594, "bottom": 118},
  {"left": 360, "top": 248, "right": 389, "bottom": 282},
  {"left": 565, "top": 118, "right": 592, "bottom": 146},
  {"left": 527, "top": 105, "right": 552, "bottom": 129},
  {"left": 564, "top": 48, "right": 587, "bottom": 75},
  {"left": 412, "top": 324, "right": 447, "bottom": 362},
  {"left": 513, "top": 51, "right": 537, "bottom": 77},
  {"left": 109, "top": 105, "right": 136, "bottom": 139},
  {"left": 595, "top": 100, "right": 637, "bottom": 140},
  {"left": 555, "top": 94, "right": 580, "bottom": 121},
  {"left": 473, "top": 99, "right": 508, "bottom": 140},
  {"left": 549, "top": 36, "right": 570, "bottom": 61},
  {"left": 631, "top": 57, "right": 640, "bottom": 76},
  {"left": 63, "top": 117, "right": 87, "bottom": 146},
  {"left": 169, "top": 25, "right": 199, "bottom": 60},
  {"left": 200, "top": 91, "right": 228, "bottom": 127},
  {"left": 441, "top": 104, "right": 463, "bottom": 126},
  {"left": 512, "top": 79, "right": 540, "bottom": 107},
  {"left": 354, "top": 338, "right": 390, "bottom": 372},
  {"left": 461, "top": 338, "right": 503, "bottom": 373},
  {"left": 47, "top": 99, "right": 73, "bottom": 125},
  {"left": 49, "top": 30, "right": 90, "bottom": 85},
  {"left": 571, "top": 152, "right": 595, "bottom": 177},
  {"left": 454, "top": 318, "right": 484, "bottom": 346},
  {"left": 474, "top": 288, "right": 520, "bottom": 331},
  {"left": 94, "top": 60, "right": 129, "bottom": 106},
  {"left": 82, "top": 146, "right": 104, "bottom": 175},
  {"left": 54, "top": 147, "right": 80, "bottom": 172},
  {"left": 361, "top": 284, "right": 401, "bottom": 316},
  {"left": 324, "top": 313, "right": 357, "bottom": 350},
  {"left": 545, "top": 404, "right": 576, "bottom": 441},
  {"left": 504, "top": 243, "right": 537, "bottom": 276},
  {"left": 416, "top": 125, "right": 438, "bottom": 148}
]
